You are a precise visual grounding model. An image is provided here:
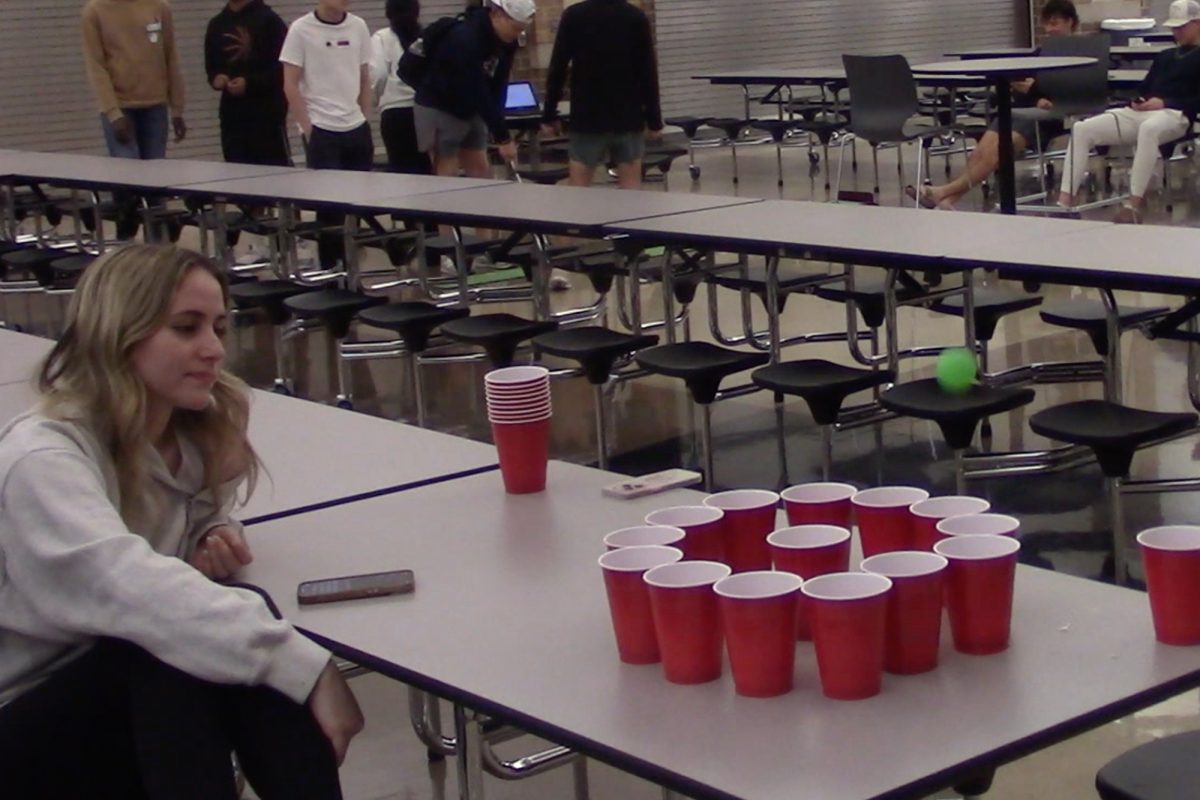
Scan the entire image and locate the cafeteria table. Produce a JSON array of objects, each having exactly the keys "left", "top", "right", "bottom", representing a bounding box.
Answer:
[
  {"left": 240, "top": 459, "right": 1200, "bottom": 800},
  {"left": 0, "top": 328, "right": 53, "bottom": 386}
]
